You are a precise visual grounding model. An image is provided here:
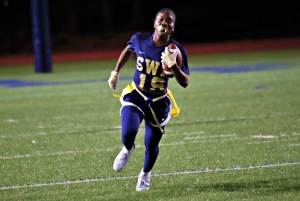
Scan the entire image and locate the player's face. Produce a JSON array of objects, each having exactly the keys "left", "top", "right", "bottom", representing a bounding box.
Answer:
[{"left": 154, "top": 12, "right": 175, "bottom": 36}]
